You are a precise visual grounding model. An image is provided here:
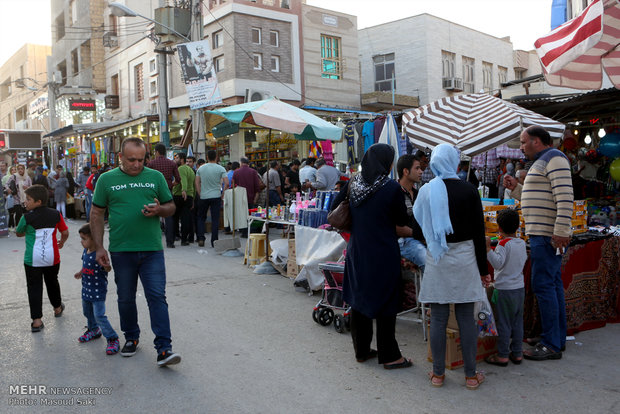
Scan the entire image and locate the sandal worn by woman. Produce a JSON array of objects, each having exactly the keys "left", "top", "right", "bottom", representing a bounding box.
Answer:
[
  {"left": 428, "top": 371, "right": 445, "bottom": 387},
  {"left": 465, "top": 371, "right": 485, "bottom": 390}
]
